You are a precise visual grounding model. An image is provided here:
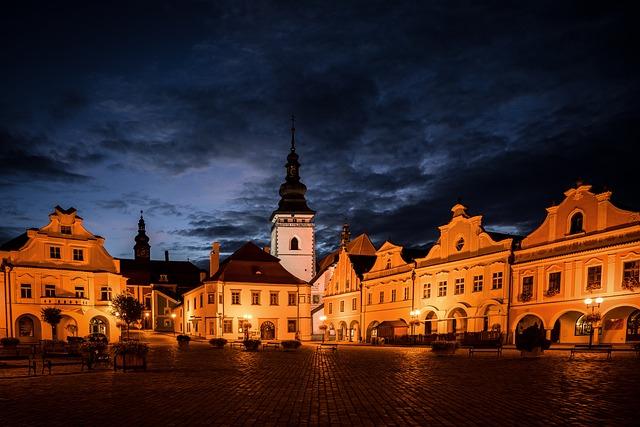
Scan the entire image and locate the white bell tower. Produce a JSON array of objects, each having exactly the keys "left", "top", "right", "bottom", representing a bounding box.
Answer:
[{"left": 270, "top": 116, "right": 316, "bottom": 282}]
